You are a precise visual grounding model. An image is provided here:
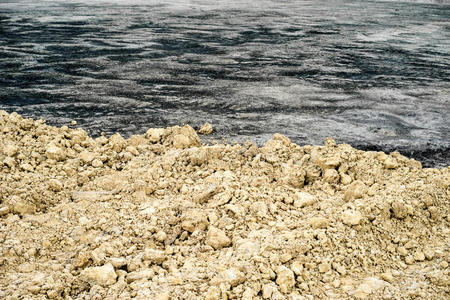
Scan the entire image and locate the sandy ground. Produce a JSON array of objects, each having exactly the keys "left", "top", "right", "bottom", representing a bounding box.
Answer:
[{"left": 0, "top": 110, "right": 448, "bottom": 299}]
